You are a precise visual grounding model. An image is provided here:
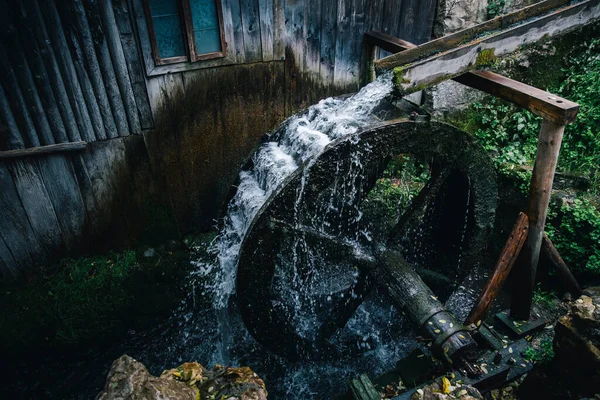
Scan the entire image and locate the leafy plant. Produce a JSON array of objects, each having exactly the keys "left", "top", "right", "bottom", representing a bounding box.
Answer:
[
  {"left": 523, "top": 338, "right": 555, "bottom": 363},
  {"left": 487, "top": 0, "right": 506, "bottom": 19}
]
